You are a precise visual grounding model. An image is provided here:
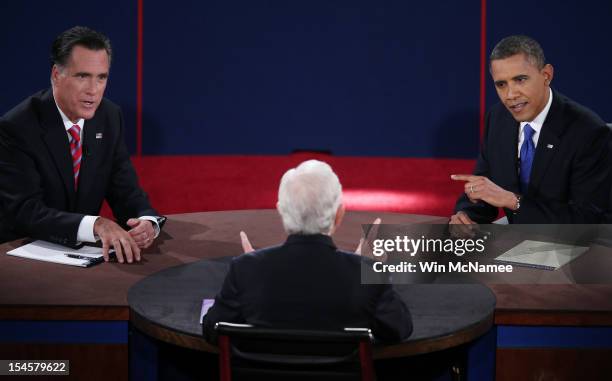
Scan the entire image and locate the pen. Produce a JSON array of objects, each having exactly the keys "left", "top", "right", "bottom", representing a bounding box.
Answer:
[
  {"left": 64, "top": 253, "right": 93, "bottom": 260},
  {"left": 64, "top": 253, "right": 105, "bottom": 267}
]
